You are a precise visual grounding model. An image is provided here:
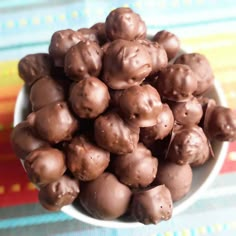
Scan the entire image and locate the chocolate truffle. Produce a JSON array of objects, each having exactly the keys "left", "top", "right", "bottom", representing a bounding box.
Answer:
[
  {"left": 90, "top": 22, "right": 107, "bottom": 45},
  {"left": 130, "top": 185, "right": 173, "bottom": 224},
  {"left": 49, "top": 29, "right": 84, "bottom": 67},
  {"left": 112, "top": 143, "right": 158, "bottom": 188},
  {"left": 79, "top": 172, "right": 131, "bottom": 220},
  {"left": 109, "top": 89, "right": 123, "bottom": 108},
  {"left": 155, "top": 64, "right": 198, "bottom": 102},
  {"left": 77, "top": 28, "right": 99, "bottom": 44},
  {"left": 69, "top": 77, "right": 110, "bottom": 118},
  {"left": 140, "top": 104, "right": 174, "bottom": 146},
  {"left": 167, "top": 125, "right": 210, "bottom": 166},
  {"left": 67, "top": 135, "right": 110, "bottom": 181},
  {"left": 102, "top": 39, "right": 152, "bottom": 89},
  {"left": 64, "top": 40, "right": 103, "bottom": 81},
  {"left": 18, "top": 53, "right": 53, "bottom": 86},
  {"left": 153, "top": 162, "right": 192, "bottom": 202},
  {"left": 30, "top": 76, "right": 66, "bottom": 111},
  {"left": 119, "top": 84, "right": 163, "bottom": 127},
  {"left": 39, "top": 175, "right": 80, "bottom": 211},
  {"left": 105, "top": 7, "right": 146, "bottom": 41},
  {"left": 175, "top": 53, "right": 214, "bottom": 95},
  {"left": 24, "top": 147, "right": 66, "bottom": 186},
  {"left": 11, "top": 121, "right": 49, "bottom": 160},
  {"left": 153, "top": 30, "right": 180, "bottom": 60},
  {"left": 94, "top": 111, "right": 140, "bottom": 154},
  {"left": 27, "top": 101, "right": 78, "bottom": 144}
]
